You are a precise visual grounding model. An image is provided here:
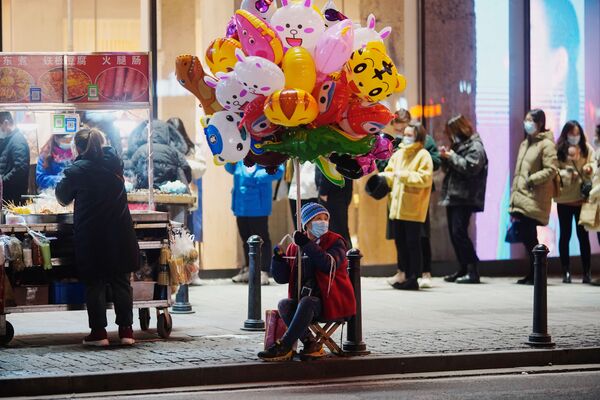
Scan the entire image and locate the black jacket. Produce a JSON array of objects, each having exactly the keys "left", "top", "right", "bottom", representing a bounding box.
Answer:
[
  {"left": 315, "top": 168, "right": 353, "bottom": 203},
  {"left": 0, "top": 129, "right": 30, "bottom": 204},
  {"left": 440, "top": 133, "right": 488, "bottom": 212},
  {"left": 130, "top": 143, "right": 192, "bottom": 189},
  {"left": 56, "top": 147, "right": 139, "bottom": 281}
]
